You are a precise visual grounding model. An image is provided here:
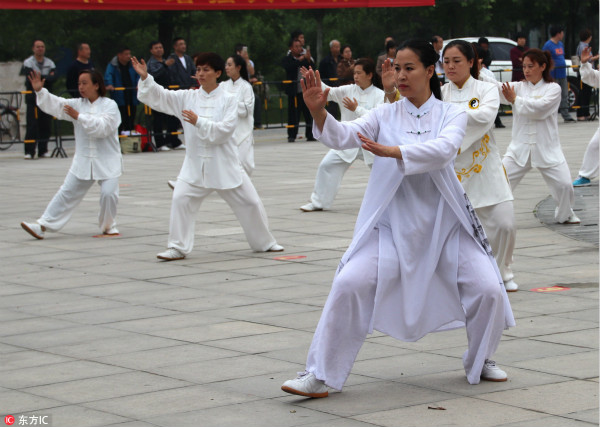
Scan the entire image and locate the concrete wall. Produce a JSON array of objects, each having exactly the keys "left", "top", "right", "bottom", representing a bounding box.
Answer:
[{"left": 0, "top": 61, "right": 27, "bottom": 135}]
